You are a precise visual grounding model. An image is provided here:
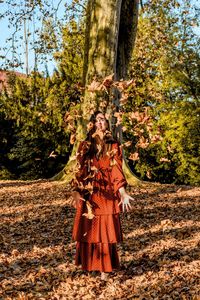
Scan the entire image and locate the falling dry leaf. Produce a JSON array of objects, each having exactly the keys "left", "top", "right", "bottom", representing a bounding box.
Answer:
[
  {"left": 87, "top": 122, "right": 94, "bottom": 132},
  {"left": 70, "top": 134, "right": 76, "bottom": 144},
  {"left": 137, "top": 136, "right": 149, "bottom": 149},
  {"left": 129, "top": 152, "right": 139, "bottom": 161},
  {"left": 48, "top": 151, "right": 57, "bottom": 158},
  {"left": 87, "top": 80, "right": 101, "bottom": 92},
  {"left": 122, "top": 141, "right": 132, "bottom": 148},
  {"left": 101, "top": 74, "right": 114, "bottom": 89},
  {"left": 160, "top": 157, "right": 171, "bottom": 162},
  {"left": 146, "top": 170, "right": 152, "bottom": 178},
  {"left": 110, "top": 158, "right": 117, "bottom": 166},
  {"left": 82, "top": 201, "right": 95, "bottom": 219}
]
